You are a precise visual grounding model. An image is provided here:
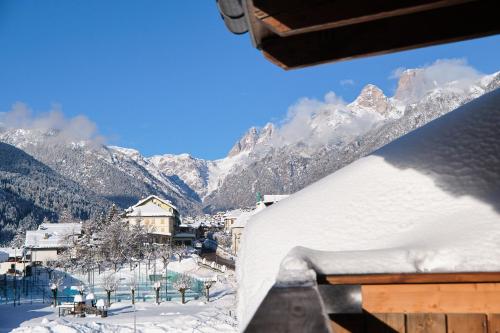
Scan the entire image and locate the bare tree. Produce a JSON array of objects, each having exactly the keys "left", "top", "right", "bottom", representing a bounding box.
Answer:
[
  {"left": 128, "top": 274, "right": 138, "bottom": 305},
  {"left": 173, "top": 244, "right": 187, "bottom": 263},
  {"left": 102, "top": 273, "right": 118, "bottom": 307},
  {"left": 159, "top": 244, "right": 172, "bottom": 301},
  {"left": 172, "top": 273, "right": 193, "bottom": 304},
  {"left": 203, "top": 277, "right": 217, "bottom": 302}
]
